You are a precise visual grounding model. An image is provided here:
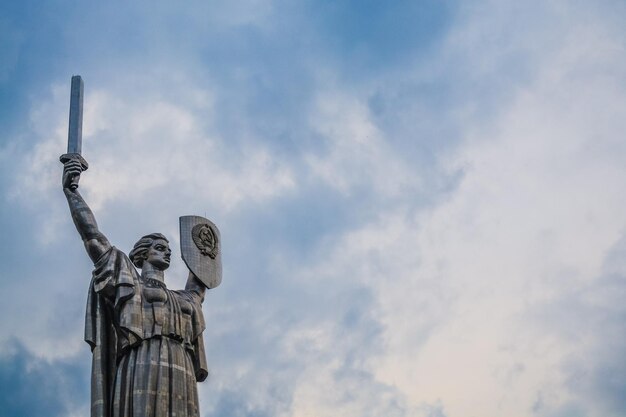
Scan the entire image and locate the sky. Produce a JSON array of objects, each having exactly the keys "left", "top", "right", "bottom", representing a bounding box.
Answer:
[{"left": 1, "top": 1, "right": 626, "bottom": 416}]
